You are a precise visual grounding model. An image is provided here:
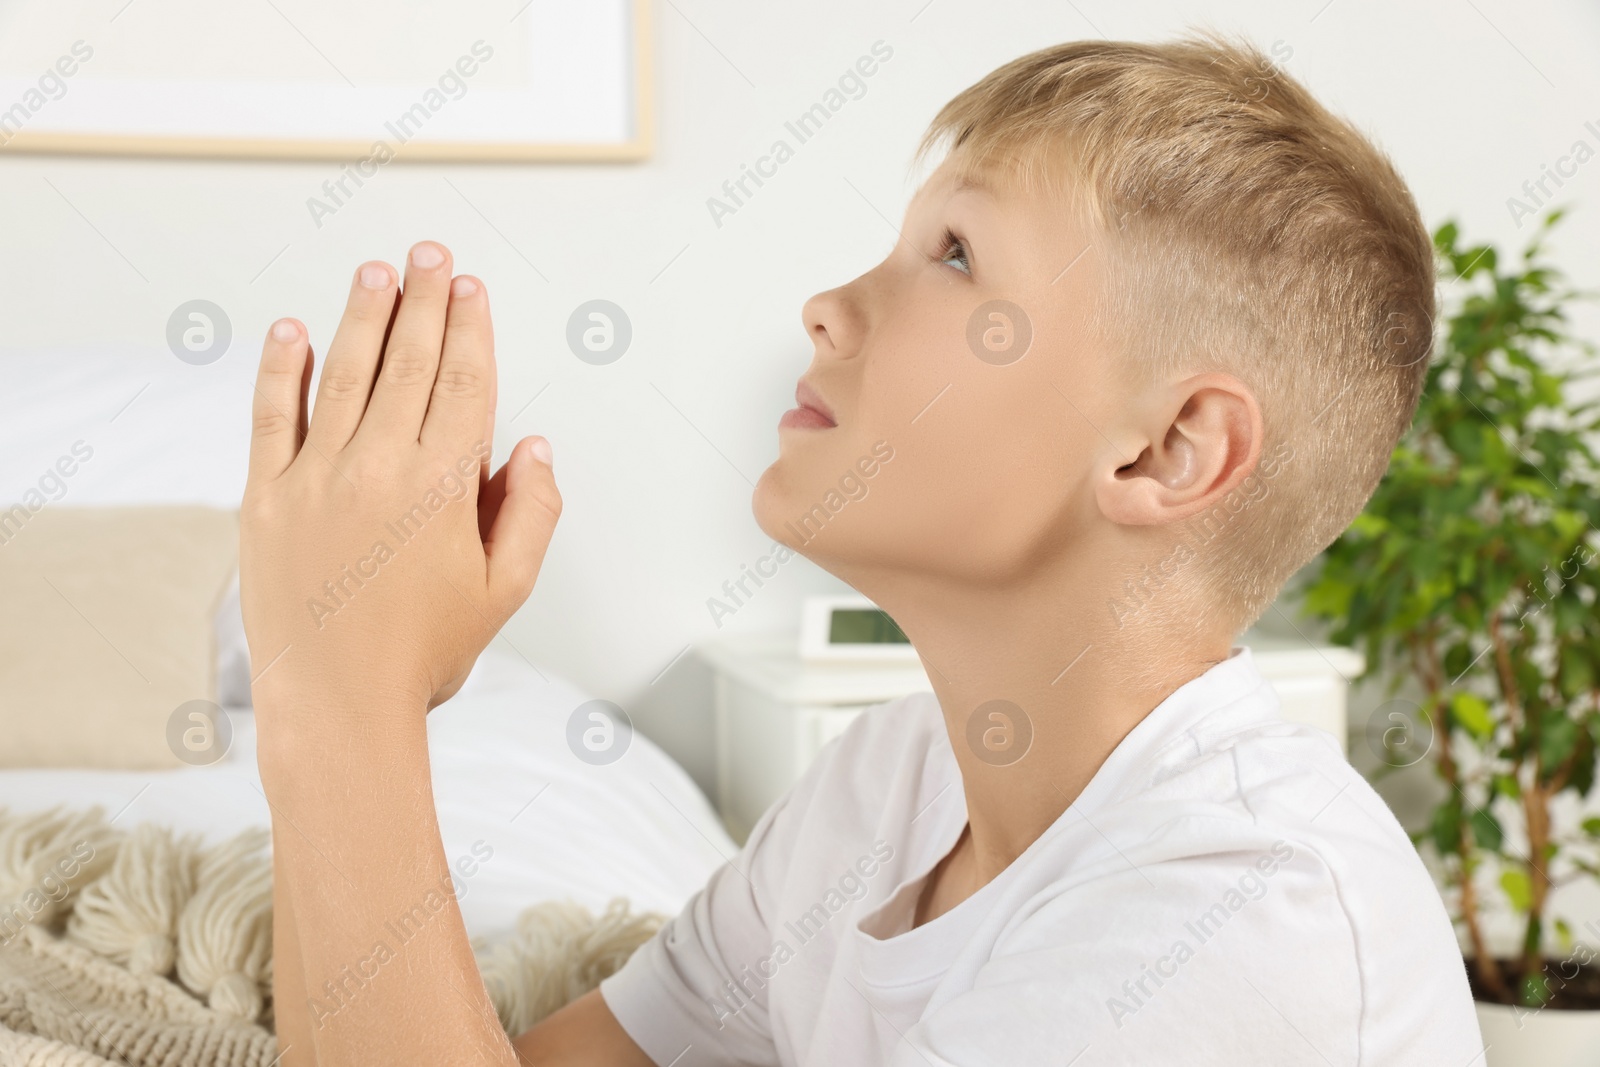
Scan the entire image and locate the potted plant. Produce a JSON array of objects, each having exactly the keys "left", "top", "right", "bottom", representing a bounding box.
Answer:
[{"left": 1300, "top": 209, "right": 1600, "bottom": 1064}]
